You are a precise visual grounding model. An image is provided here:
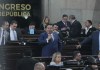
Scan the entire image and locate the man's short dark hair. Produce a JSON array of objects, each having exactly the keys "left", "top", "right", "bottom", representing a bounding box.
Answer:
[
  {"left": 69, "top": 15, "right": 76, "bottom": 20},
  {"left": 62, "top": 14, "right": 68, "bottom": 18},
  {"left": 53, "top": 23, "right": 58, "bottom": 26},
  {"left": 73, "top": 51, "right": 80, "bottom": 58},
  {"left": 10, "top": 20, "right": 17, "bottom": 25},
  {"left": 87, "top": 20, "right": 92, "bottom": 25},
  {"left": 45, "top": 24, "right": 53, "bottom": 29}
]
